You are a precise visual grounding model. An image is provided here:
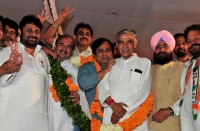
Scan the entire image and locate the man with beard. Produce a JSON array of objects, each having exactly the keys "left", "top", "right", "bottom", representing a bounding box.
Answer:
[
  {"left": 48, "top": 35, "right": 90, "bottom": 131},
  {"left": 148, "top": 30, "right": 186, "bottom": 131},
  {"left": 180, "top": 24, "right": 200, "bottom": 131},
  {"left": 173, "top": 33, "right": 190, "bottom": 66},
  {"left": 0, "top": 15, "right": 49, "bottom": 131}
]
